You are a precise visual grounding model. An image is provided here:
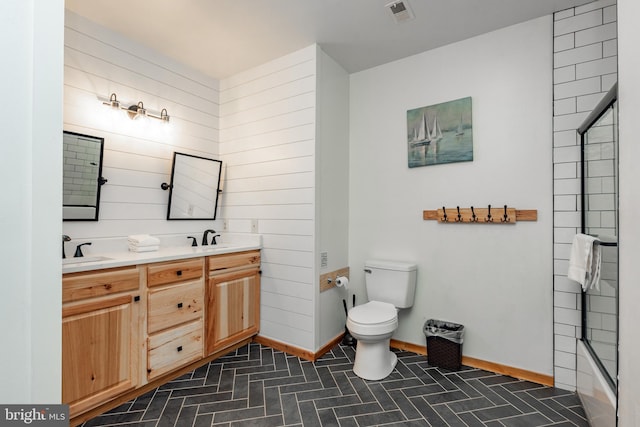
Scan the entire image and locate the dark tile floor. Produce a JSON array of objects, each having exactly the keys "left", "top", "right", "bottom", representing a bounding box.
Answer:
[{"left": 83, "top": 343, "right": 588, "bottom": 427}]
